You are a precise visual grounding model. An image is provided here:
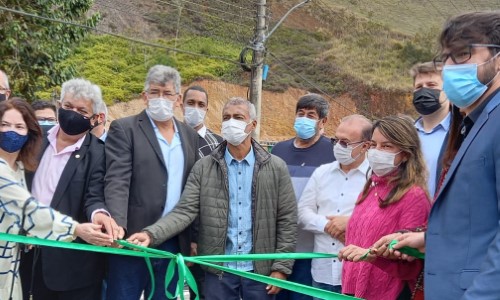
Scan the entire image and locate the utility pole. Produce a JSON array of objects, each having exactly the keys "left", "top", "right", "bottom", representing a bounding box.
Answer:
[{"left": 249, "top": 0, "right": 267, "bottom": 142}]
